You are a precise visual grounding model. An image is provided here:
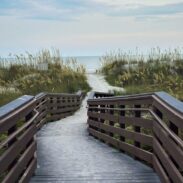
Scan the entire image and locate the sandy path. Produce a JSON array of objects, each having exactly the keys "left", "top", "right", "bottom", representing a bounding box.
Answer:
[{"left": 87, "top": 73, "right": 124, "bottom": 93}]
